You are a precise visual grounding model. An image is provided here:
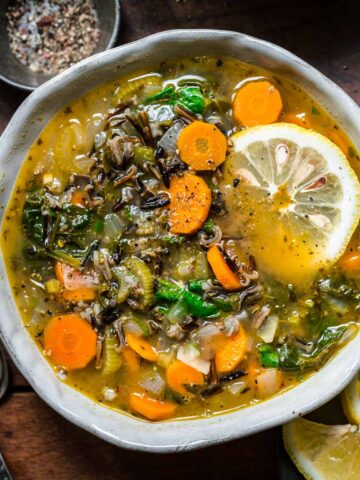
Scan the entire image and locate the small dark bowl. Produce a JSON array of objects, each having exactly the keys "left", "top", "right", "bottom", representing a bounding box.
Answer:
[{"left": 0, "top": 0, "right": 121, "bottom": 91}]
